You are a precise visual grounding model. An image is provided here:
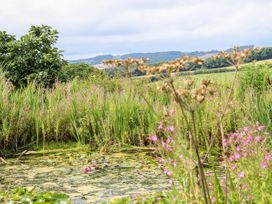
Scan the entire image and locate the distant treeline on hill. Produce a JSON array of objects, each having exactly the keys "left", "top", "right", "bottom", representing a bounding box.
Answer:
[
  {"left": 203, "top": 47, "right": 272, "bottom": 69},
  {"left": 104, "top": 47, "right": 272, "bottom": 77},
  {"left": 70, "top": 45, "right": 263, "bottom": 66}
]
